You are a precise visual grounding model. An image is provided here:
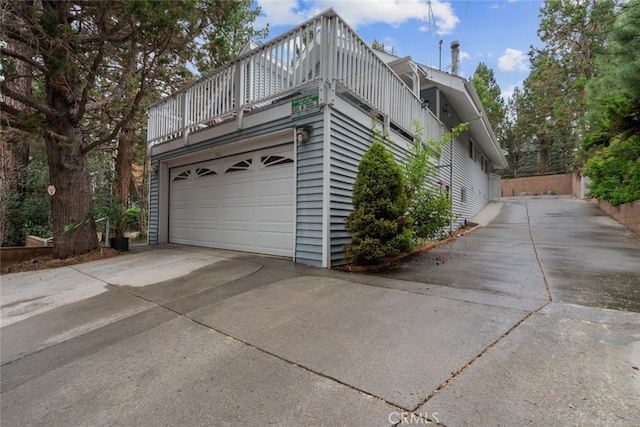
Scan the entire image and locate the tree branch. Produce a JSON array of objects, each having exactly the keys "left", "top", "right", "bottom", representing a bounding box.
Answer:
[
  {"left": 75, "top": 10, "right": 107, "bottom": 122},
  {"left": 84, "top": 42, "right": 139, "bottom": 113},
  {"left": 82, "top": 121, "right": 123, "bottom": 153},
  {"left": 1, "top": 47, "right": 48, "bottom": 75},
  {"left": 0, "top": 82, "right": 59, "bottom": 118}
]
